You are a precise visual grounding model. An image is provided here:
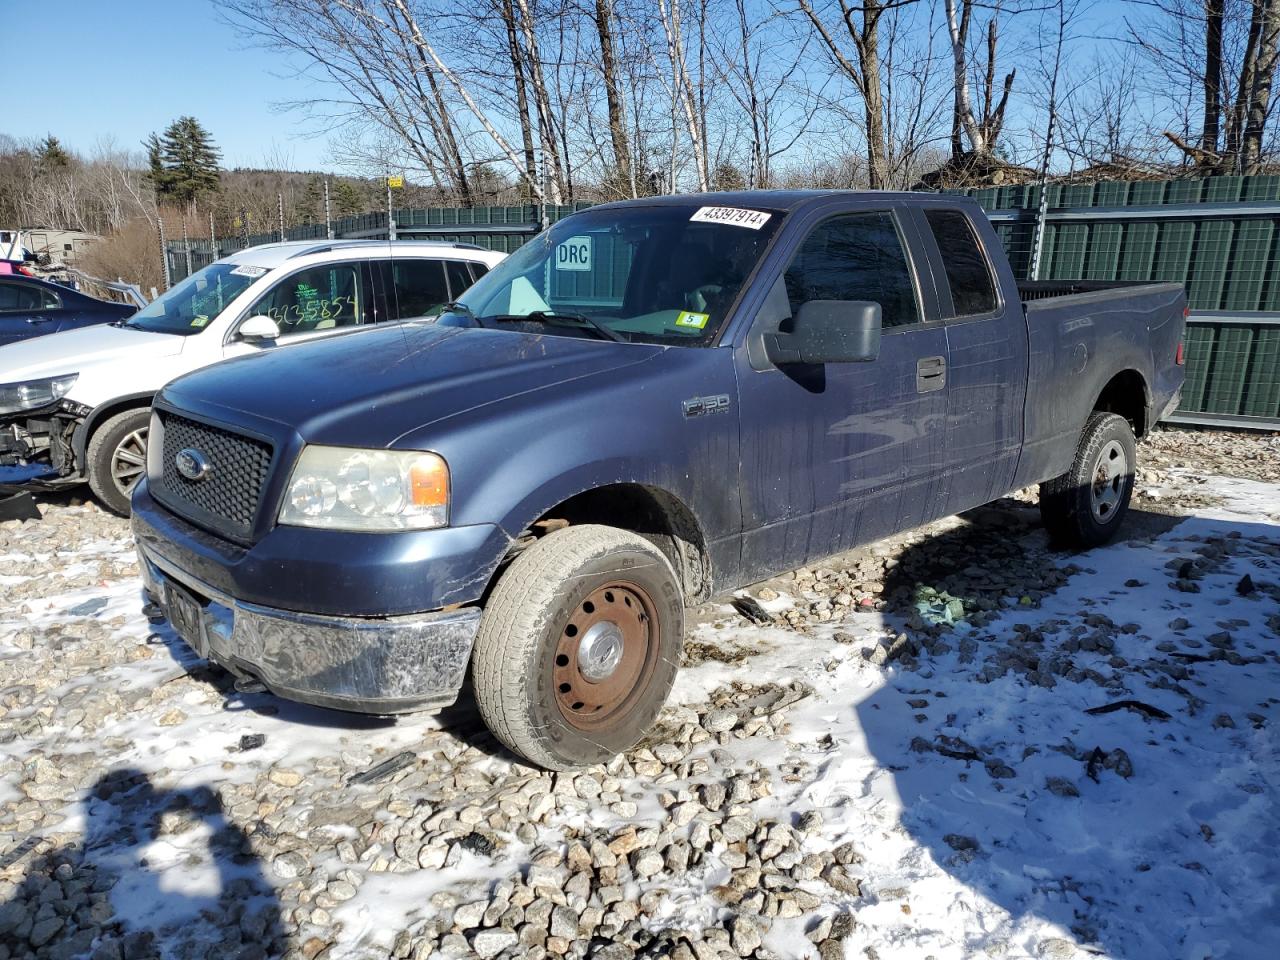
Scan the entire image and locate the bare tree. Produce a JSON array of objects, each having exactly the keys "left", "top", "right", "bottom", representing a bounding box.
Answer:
[{"left": 944, "top": 0, "right": 1016, "bottom": 160}]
